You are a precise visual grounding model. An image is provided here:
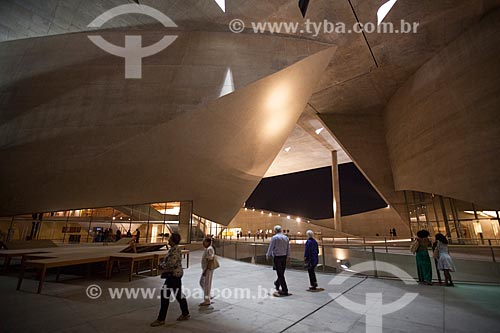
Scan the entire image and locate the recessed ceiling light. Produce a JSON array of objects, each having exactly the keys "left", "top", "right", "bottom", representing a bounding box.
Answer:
[
  {"left": 315, "top": 127, "right": 324, "bottom": 135},
  {"left": 284, "top": 147, "right": 291, "bottom": 152}
]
